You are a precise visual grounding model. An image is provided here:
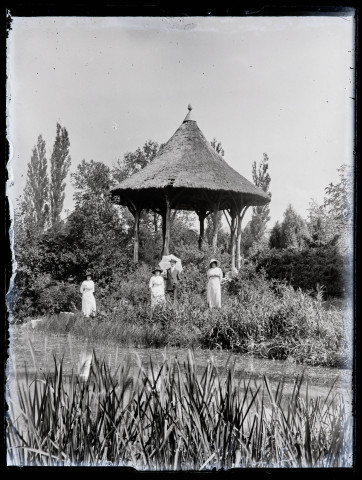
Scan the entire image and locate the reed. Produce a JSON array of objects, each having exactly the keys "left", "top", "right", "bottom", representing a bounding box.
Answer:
[
  {"left": 31, "top": 285, "right": 350, "bottom": 369},
  {"left": 6, "top": 350, "right": 353, "bottom": 468}
]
